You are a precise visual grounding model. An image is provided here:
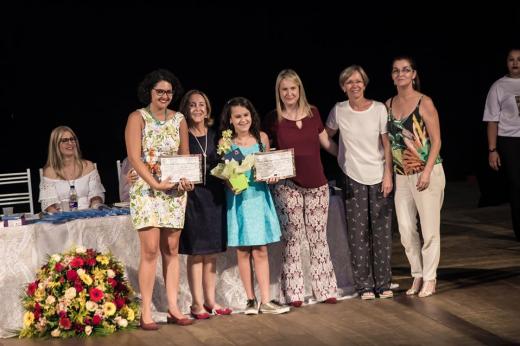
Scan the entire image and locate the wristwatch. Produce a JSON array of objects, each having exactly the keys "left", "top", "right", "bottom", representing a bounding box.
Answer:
[{"left": 488, "top": 148, "right": 497, "bottom": 153}]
